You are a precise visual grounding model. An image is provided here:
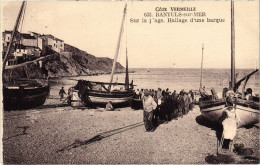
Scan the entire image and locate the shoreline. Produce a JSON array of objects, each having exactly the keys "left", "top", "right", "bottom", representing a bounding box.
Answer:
[{"left": 47, "top": 70, "right": 134, "bottom": 81}]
